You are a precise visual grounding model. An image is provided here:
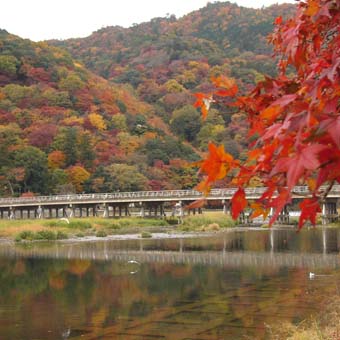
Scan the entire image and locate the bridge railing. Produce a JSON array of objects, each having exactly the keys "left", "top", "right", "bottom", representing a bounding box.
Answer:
[{"left": 0, "top": 185, "right": 339, "bottom": 206}]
